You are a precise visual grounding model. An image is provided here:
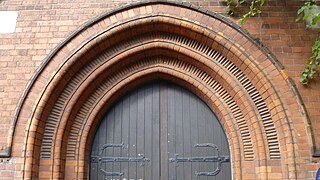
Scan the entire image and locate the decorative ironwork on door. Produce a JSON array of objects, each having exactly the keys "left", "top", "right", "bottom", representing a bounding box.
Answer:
[
  {"left": 91, "top": 143, "right": 150, "bottom": 176},
  {"left": 169, "top": 143, "right": 230, "bottom": 176}
]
